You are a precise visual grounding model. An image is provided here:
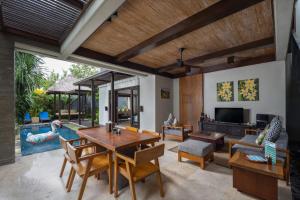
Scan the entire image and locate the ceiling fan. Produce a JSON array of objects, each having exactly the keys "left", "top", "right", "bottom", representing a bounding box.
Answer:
[
  {"left": 173, "top": 48, "right": 203, "bottom": 75},
  {"left": 164, "top": 48, "right": 250, "bottom": 75}
]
